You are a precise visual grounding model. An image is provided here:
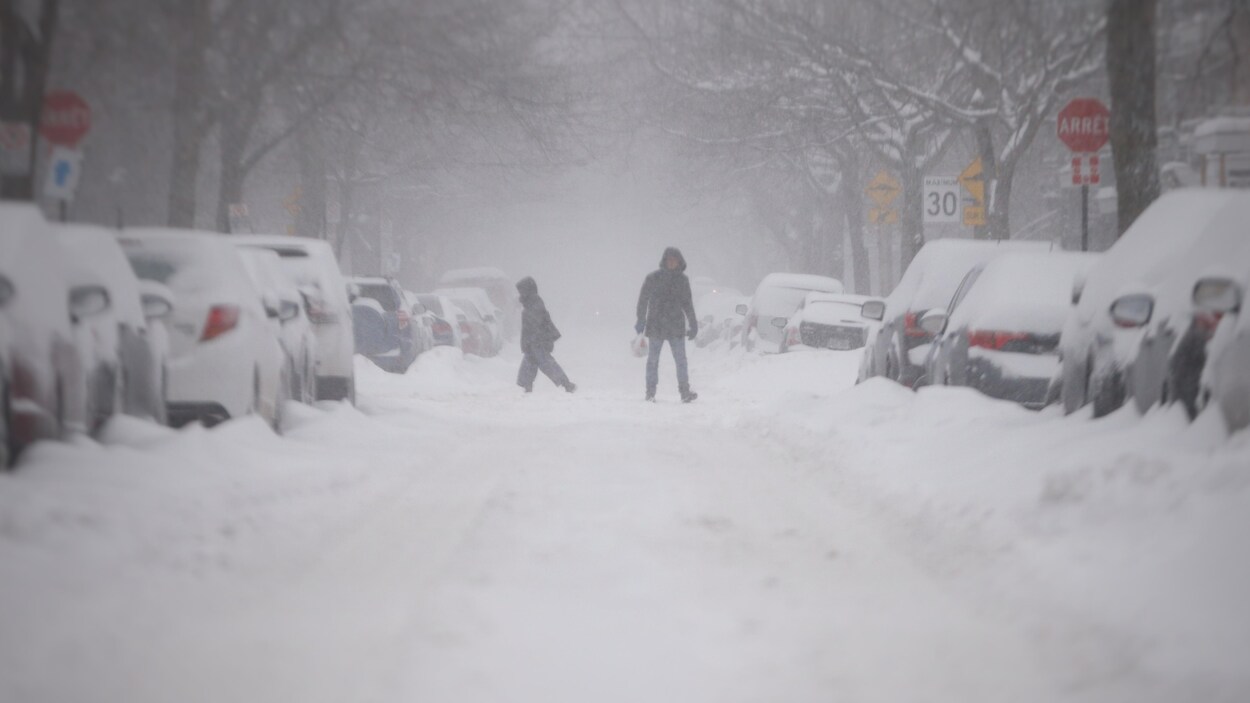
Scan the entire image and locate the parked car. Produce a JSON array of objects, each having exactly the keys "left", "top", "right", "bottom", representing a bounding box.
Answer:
[
  {"left": 118, "top": 229, "right": 286, "bottom": 429},
  {"left": 447, "top": 296, "right": 496, "bottom": 357},
  {"left": 919, "top": 251, "right": 1098, "bottom": 408},
  {"left": 779, "top": 292, "right": 881, "bottom": 353},
  {"left": 436, "top": 286, "right": 503, "bottom": 355},
  {"left": 1118, "top": 197, "right": 1250, "bottom": 418},
  {"left": 1, "top": 204, "right": 85, "bottom": 466},
  {"left": 1197, "top": 269, "right": 1250, "bottom": 433},
  {"left": 348, "top": 276, "right": 420, "bottom": 373},
  {"left": 237, "top": 247, "right": 317, "bottom": 403},
  {"left": 1057, "top": 189, "right": 1248, "bottom": 417},
  {"left": 415, "top": 294, "right": 464, "bottom": 349},
  {"left": 55, "top": 224, "right": 171, "bottom": 429},
  {"left": 694, "top": 290, "right": 748, "bottom": 348},
  {"left": 859, "top": 238, "right": 1053, "bottom": 388},
  {"left": 438, "top": 268, "right": 518, "bottom": 339},
  {"left": 232, "top": 236, "right": 355, "bottom": 403},
  {"left": 401, "top": 289, "right": 436, "bottom": 354},
  {"left": 739, "top": 273, "right": 843, "bottom": 352}
]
